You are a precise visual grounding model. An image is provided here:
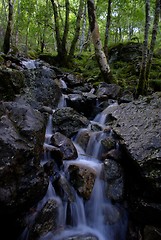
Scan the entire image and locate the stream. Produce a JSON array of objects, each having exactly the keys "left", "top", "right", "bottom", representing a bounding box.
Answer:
[{"left": 20, "top": 85, "right": 128, "bottom": 240}]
